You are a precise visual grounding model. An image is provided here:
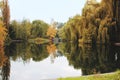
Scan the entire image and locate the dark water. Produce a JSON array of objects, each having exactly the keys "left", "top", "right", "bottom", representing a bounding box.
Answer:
[{"left": 0, "top": 42, "right": 120, "bottom": 80}]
